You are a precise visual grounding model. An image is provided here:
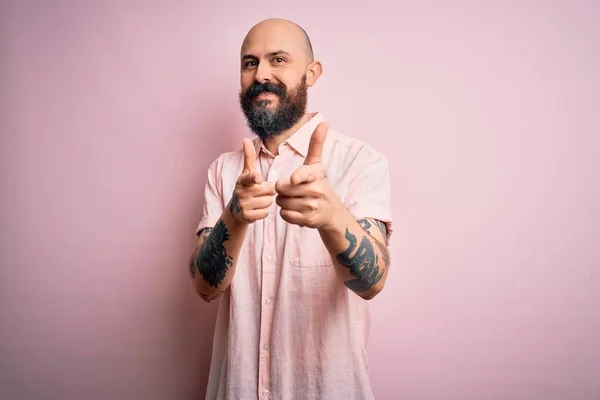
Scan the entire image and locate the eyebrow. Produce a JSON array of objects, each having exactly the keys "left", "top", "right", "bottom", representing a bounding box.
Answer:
[{"left": 241, "top": 50, "right": 292, "bottom": 60}]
